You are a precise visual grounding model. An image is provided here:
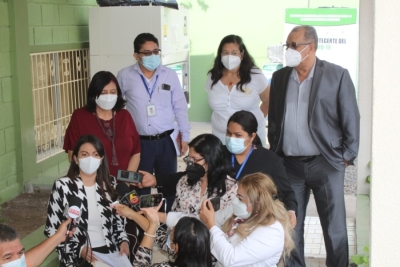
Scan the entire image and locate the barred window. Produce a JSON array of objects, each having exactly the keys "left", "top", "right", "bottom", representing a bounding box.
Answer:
[{"left": 30, "top": 49, "right": 90, "bottom": 162}]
